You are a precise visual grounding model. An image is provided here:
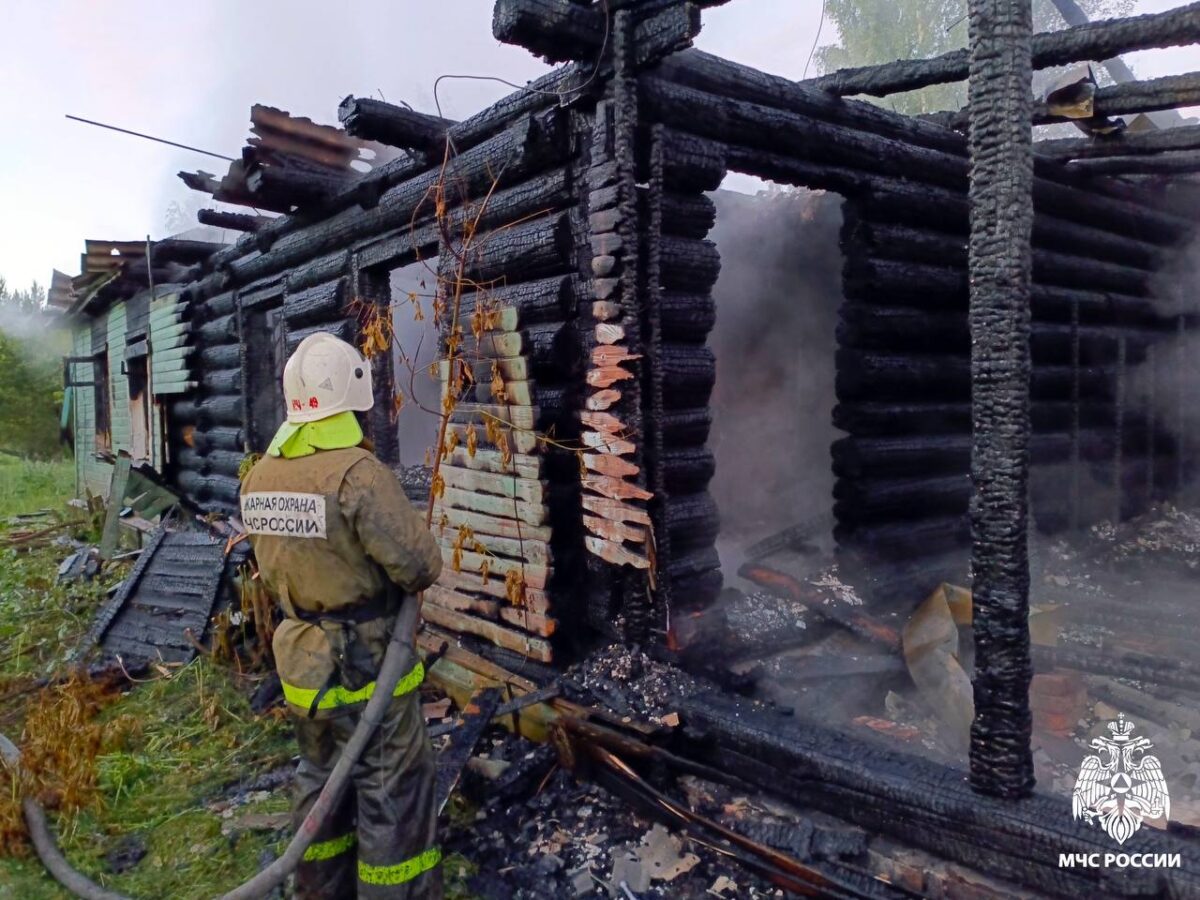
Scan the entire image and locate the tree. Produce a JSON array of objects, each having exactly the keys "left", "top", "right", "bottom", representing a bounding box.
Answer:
[
  {"left": 816, "top": 0, "right": 1137, "bottom": 115},
  {"left": 0, "top": 278, "right": 66, "bottom": 458}
]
